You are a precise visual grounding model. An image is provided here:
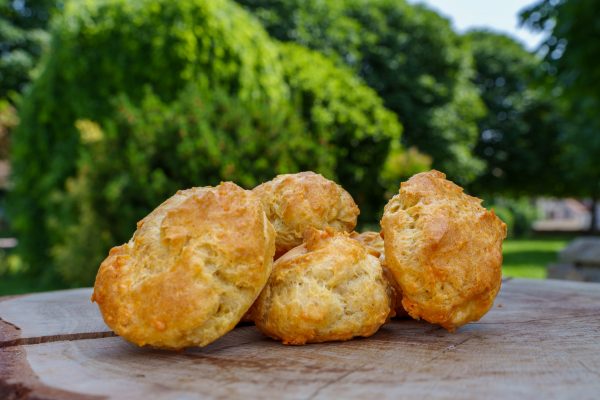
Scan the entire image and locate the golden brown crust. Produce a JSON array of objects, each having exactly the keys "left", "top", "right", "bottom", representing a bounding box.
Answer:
[
  {"left": 253, "top": 172, "right": 359, "bottom": 257},
  {"left": 350, "top": 231, "right": 385, "bottom": 260},
  {"left": 381, "top": 170, "right": 507, "bottom": 331},
  {"left": 92, "top": 182, "right": 275, "bottom": 349},
  {"left": 350, "top": 231, "right": 407, "bottom": 317},
  {"left": 252, "top": 228, "right": 393, "bottom": 345}
]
